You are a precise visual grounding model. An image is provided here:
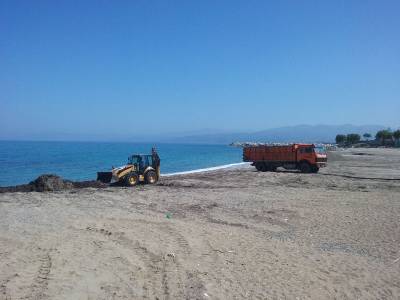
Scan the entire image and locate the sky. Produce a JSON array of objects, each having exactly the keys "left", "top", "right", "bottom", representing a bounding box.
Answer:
[{"left": 0, "top": 0, "right": 399, "bottom": 141}]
